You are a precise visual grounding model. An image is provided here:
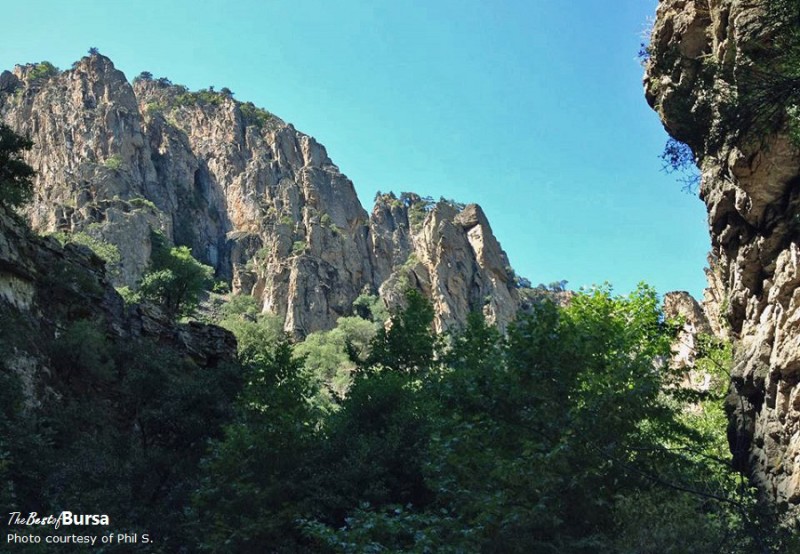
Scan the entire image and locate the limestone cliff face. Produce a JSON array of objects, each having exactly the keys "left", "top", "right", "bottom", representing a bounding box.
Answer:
[
  {"left": 663, "top": 291, "right": 714, "bottom": 392},
  {"left": 371, "top": 194, "right": 518, "bottom": 333},
  {"left": 0, "top": 54, "right": 522, "bottom": 335},
  {"left": 646, "top": 0, "right": 800, "bottom": 512}
]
